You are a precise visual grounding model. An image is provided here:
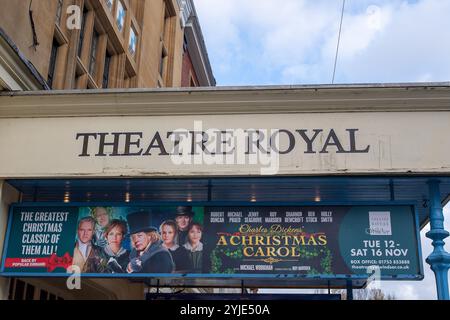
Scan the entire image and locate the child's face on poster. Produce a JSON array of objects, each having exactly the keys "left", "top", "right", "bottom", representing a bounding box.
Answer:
[{"left": 188, "top": 226, "right": 202, "bottom": 245}]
